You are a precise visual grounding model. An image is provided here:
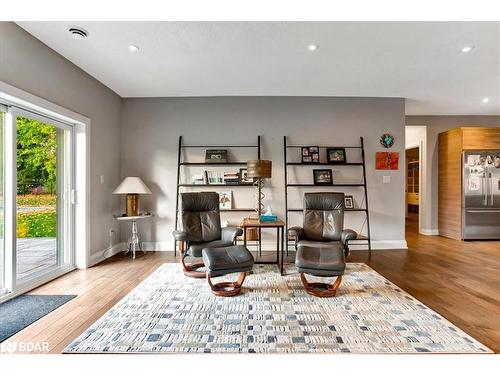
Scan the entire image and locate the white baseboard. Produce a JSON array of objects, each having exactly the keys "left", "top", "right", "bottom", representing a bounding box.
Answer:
[
  {"left": 111, "top": 239, "right": 408, "bottom": 253},
  {"left": 88, "top": 243, "right": 124, "bottom": 267},
  {"left": 420, "top": 229, "right": 439, "bottom": 236},
  {"left": 350, "top": 240, "right": 408, "bottom": 250}
]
